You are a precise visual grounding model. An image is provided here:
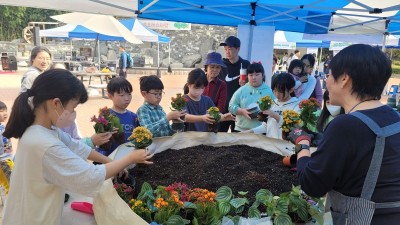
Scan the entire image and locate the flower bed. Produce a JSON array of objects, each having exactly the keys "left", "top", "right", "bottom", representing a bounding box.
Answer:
[{"left": 95, "top": 132, "right": 324, "bottom": 225}]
